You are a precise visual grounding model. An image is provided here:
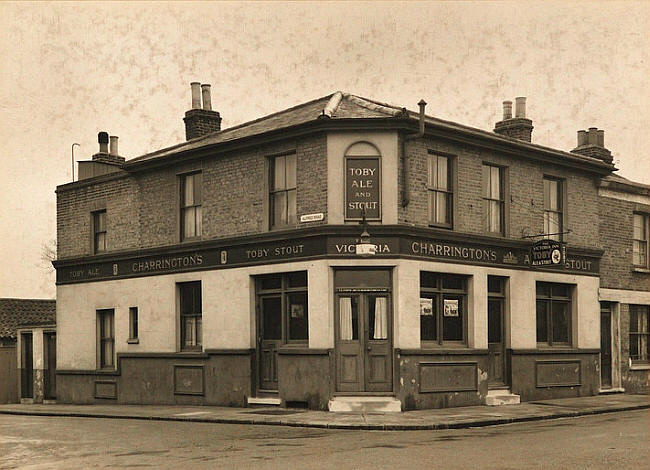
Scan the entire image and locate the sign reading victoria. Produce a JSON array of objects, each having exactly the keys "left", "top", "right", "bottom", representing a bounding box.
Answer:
[
  {"left": 55, "top": 230, "right": 601, "bottom": 284},
  {"left": 345, "top": 157, "right": 380, "bottom": 220}
]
